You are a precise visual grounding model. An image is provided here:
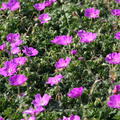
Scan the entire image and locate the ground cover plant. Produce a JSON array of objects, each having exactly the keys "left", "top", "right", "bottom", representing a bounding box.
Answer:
[{"left": 0, "top": 0, "right": 120, "bottom": 120}]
